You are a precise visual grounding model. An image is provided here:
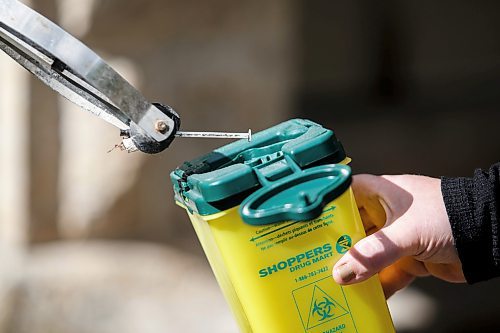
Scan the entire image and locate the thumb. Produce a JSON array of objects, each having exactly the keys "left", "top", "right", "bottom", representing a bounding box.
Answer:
[{"left": 333, "top": 222, "right": 414, "bottom": 285}]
